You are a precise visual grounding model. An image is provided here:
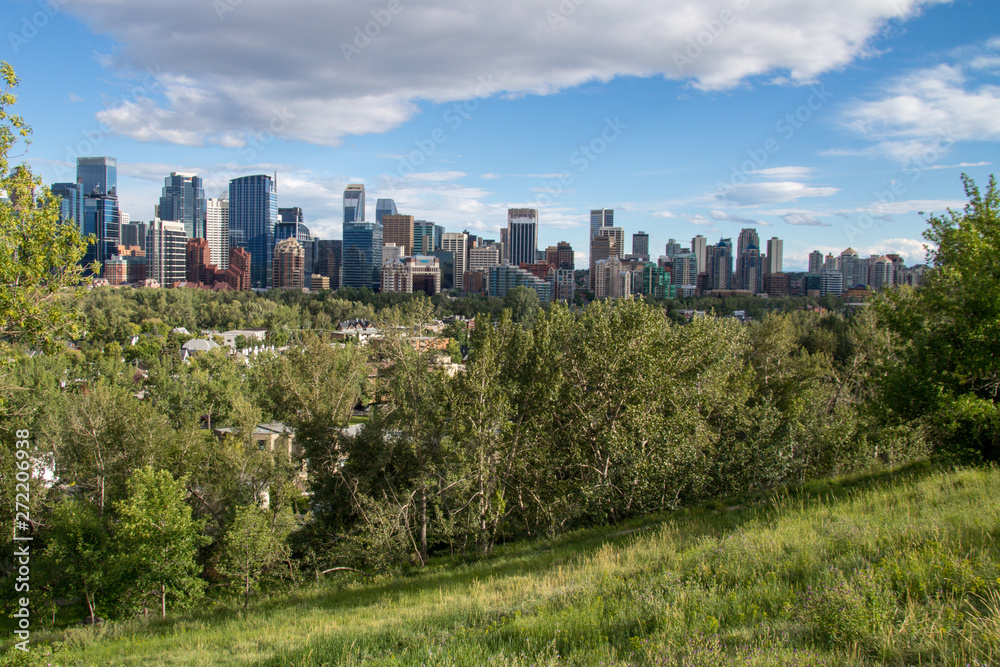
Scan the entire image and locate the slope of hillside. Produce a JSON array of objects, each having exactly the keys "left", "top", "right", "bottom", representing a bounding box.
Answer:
[{"left": 12, "top": 463, "right": 1000, "bottom": 666}]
